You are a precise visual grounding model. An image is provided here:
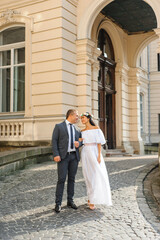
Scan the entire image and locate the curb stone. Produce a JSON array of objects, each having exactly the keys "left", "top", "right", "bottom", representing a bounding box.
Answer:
[{"left": 136, "top": 160, "right": 160, "bottom": 234}]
